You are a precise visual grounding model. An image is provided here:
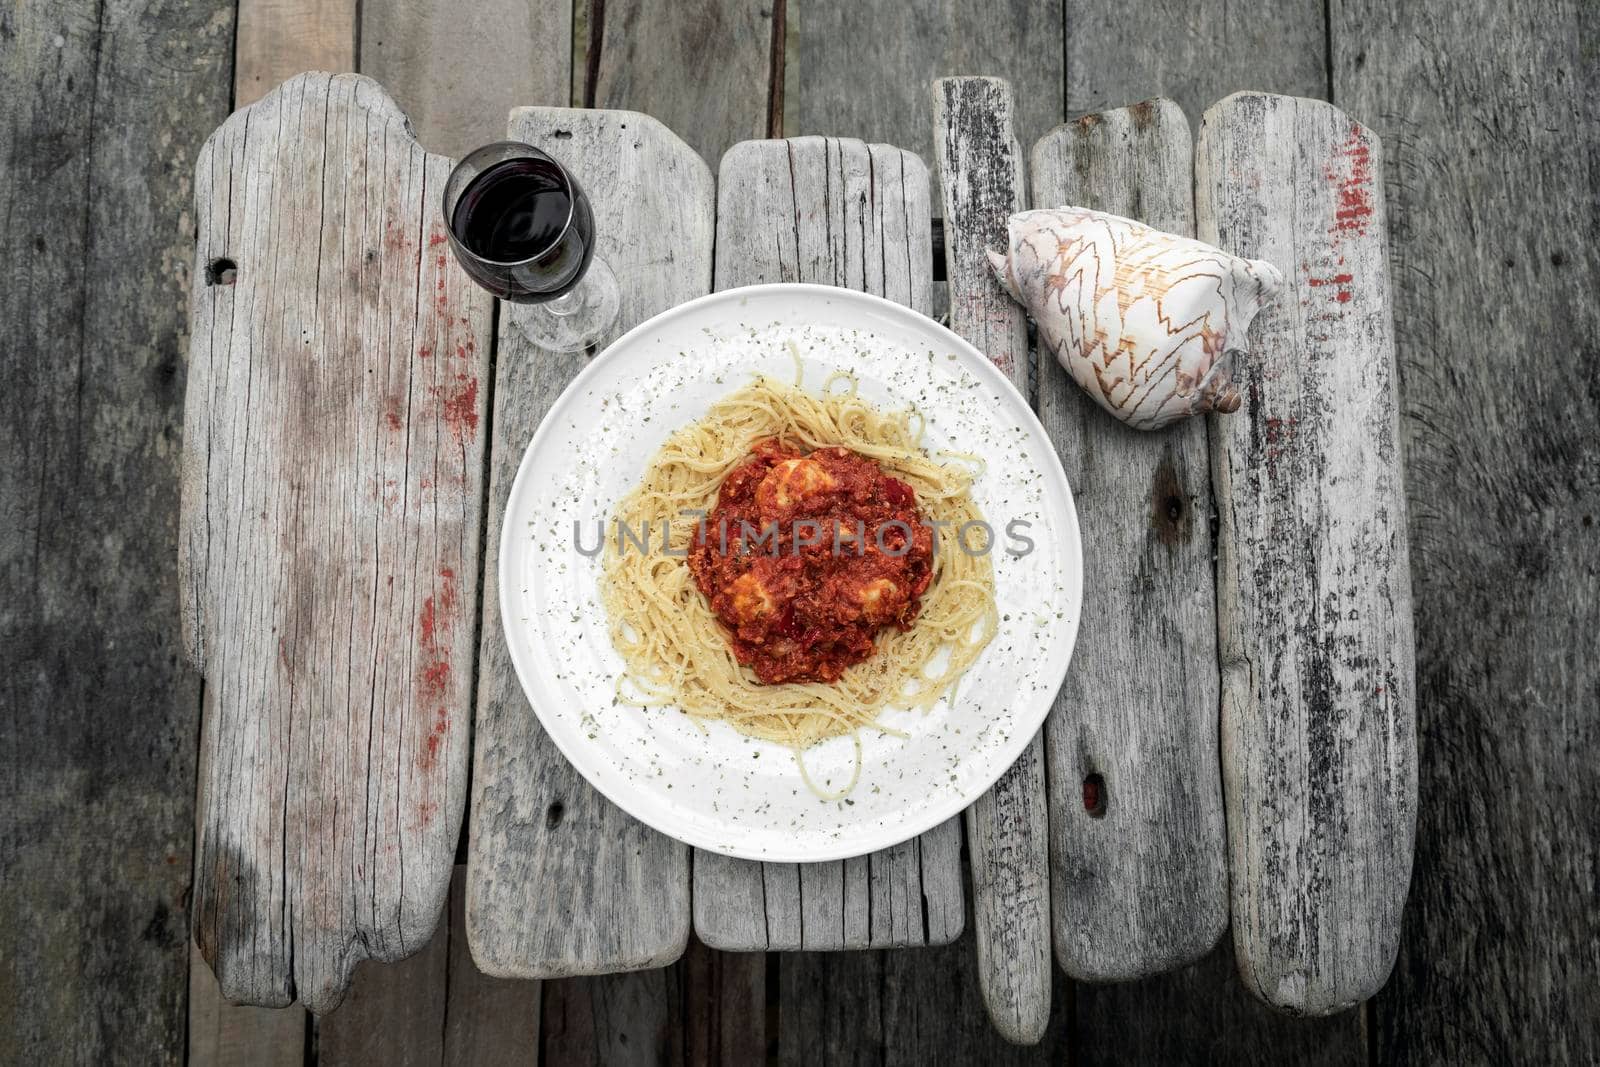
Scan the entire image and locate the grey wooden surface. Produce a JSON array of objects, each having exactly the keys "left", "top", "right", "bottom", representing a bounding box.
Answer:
[
  {"left": 188, "top": 947, "right": 308, "bottom": 1067},
  {"left": 1030, "top": 100, "right": 1230, "bottom": 982},
  {"left": 930, "top": 76, "right": 1053, "bottom": 1044},
  {"left": 1073, "top": 937, "right": 1364, "bottom": 1064},
  {"left": 180, "top": 72, "right": 493, "bottom": 1014},
  {"left": 778, "top": 940, "right": 1073, "bottom": 1066},
  {"left": 316, "top": 866, "right": 540, "bottom": 1066},
  {"left": 1198, "top": 91, "right": 1416, "bottom": 1015},
  {"left": 319, "top": 907, "right": 452, "bottom": 1066},
  {"left": 582, "top": 0, "right": 778, "bottom": 168},
  {"left": 1065, "top": 0, "right": 1326, "bottom": 132},
  {"left": 464, "top": 106, "right": 709, "bottom": 979},
  {"left": 361, "top": 0, "right": 572, "bottom": 158},
  {"left": 1335, "top": 0, "right": 1600, "bottom": 1058},
  {"left": 233, "top": 0, "right": 355, "bottom": 107},
  {"left": 692, "top": 136, "right": 965, "bottom": 954},
  {"left": 793, "top": 0, "right": 1065, "bottom": 210},
  {"left": 7, "top": 0, "right": 1599, "bottom": 1059},
  {"left": 0, "top": 0, "right": 233, "bottom": 1061}
]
